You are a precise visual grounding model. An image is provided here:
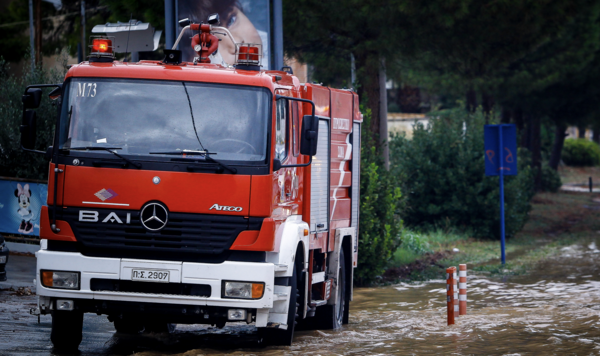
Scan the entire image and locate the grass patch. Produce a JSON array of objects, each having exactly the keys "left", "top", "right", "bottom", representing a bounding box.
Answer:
[
  {"left": 386, "top": 177, "right": 600, "bottom": 282},
  {"left": 558, "top": 166, "right": 600, "bottom": 185}
]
